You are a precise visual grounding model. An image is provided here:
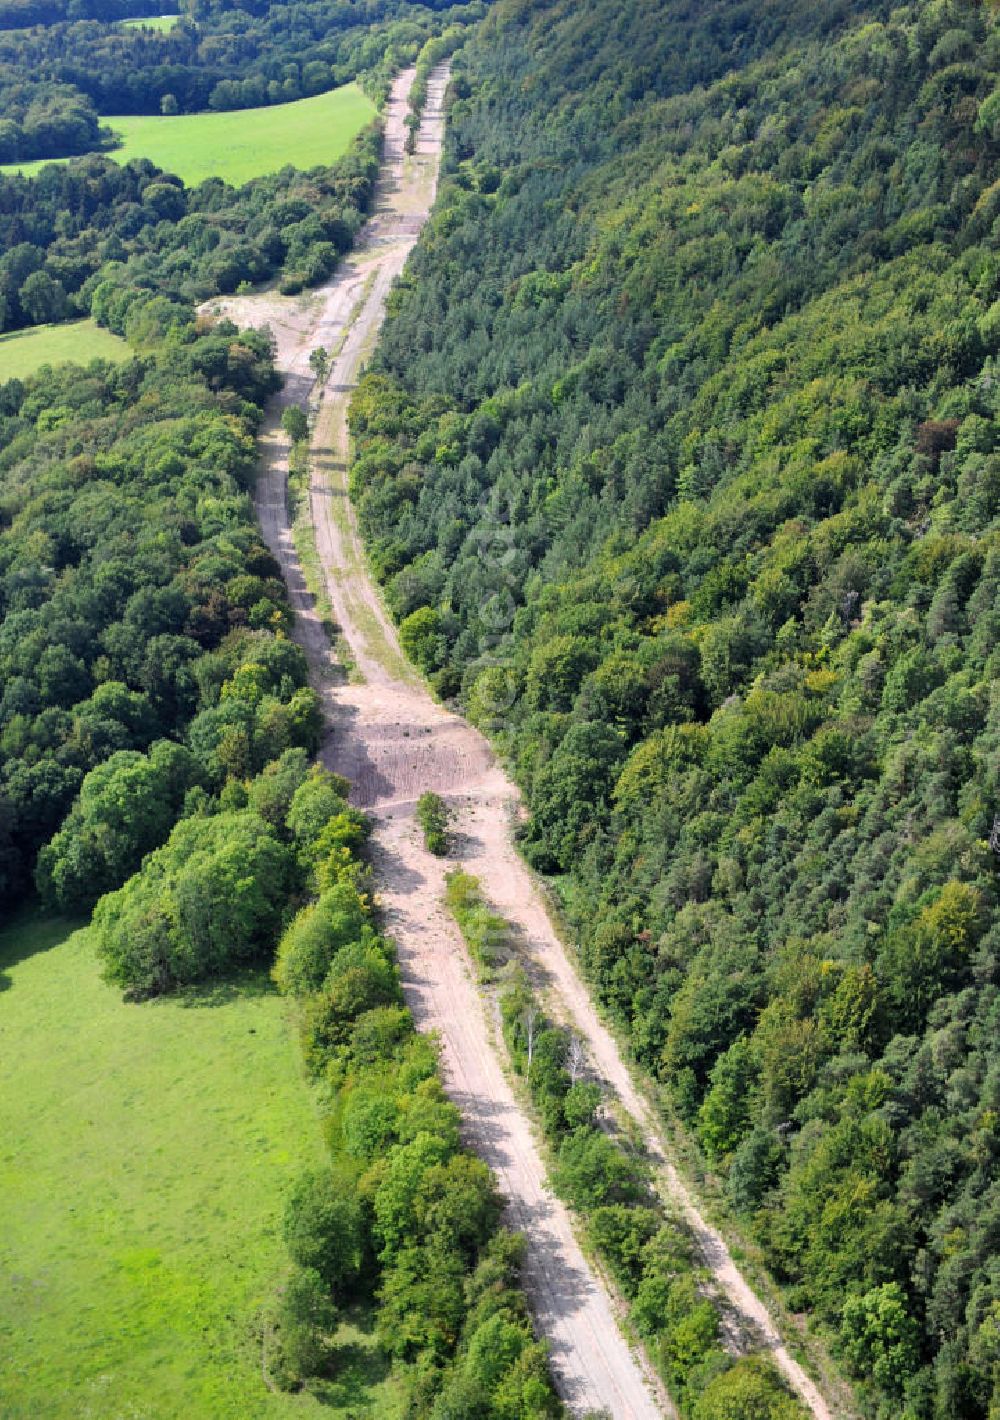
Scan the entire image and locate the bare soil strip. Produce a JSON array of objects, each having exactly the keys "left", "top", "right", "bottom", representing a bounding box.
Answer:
[
  {"left": 212, "top": 65, "right": 842, "bottom": 1420},
  {"left": 215, "top": 68, "right": 666, "bottom": 1419}
]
